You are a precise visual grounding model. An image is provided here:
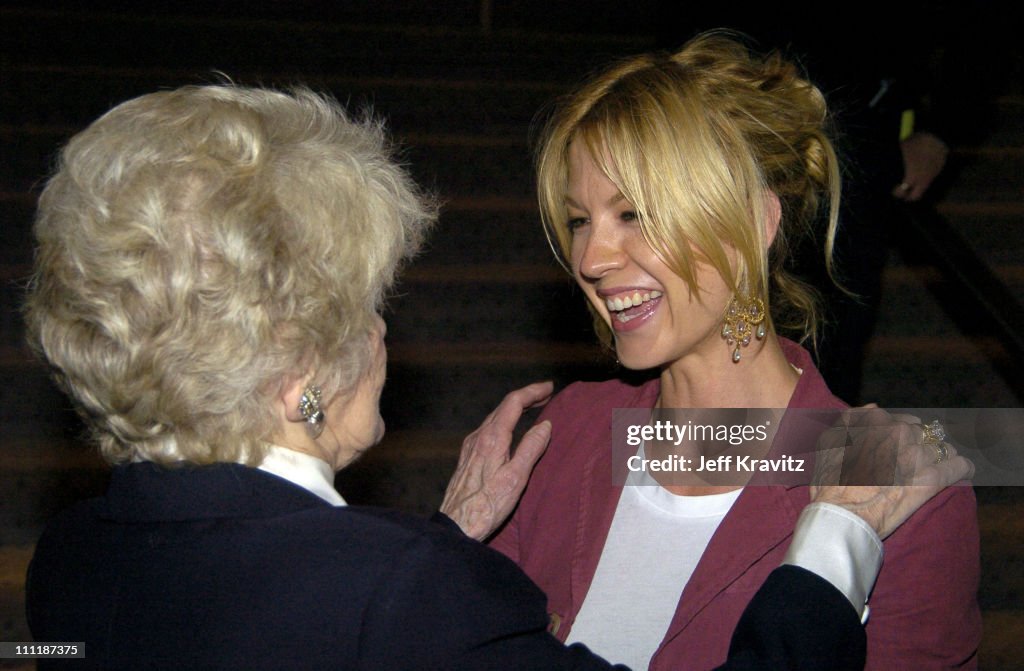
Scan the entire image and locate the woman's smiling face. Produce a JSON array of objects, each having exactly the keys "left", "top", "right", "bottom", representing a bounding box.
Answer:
[{"left": 566, "top": 142, "right": 733, "bottom": 371}]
